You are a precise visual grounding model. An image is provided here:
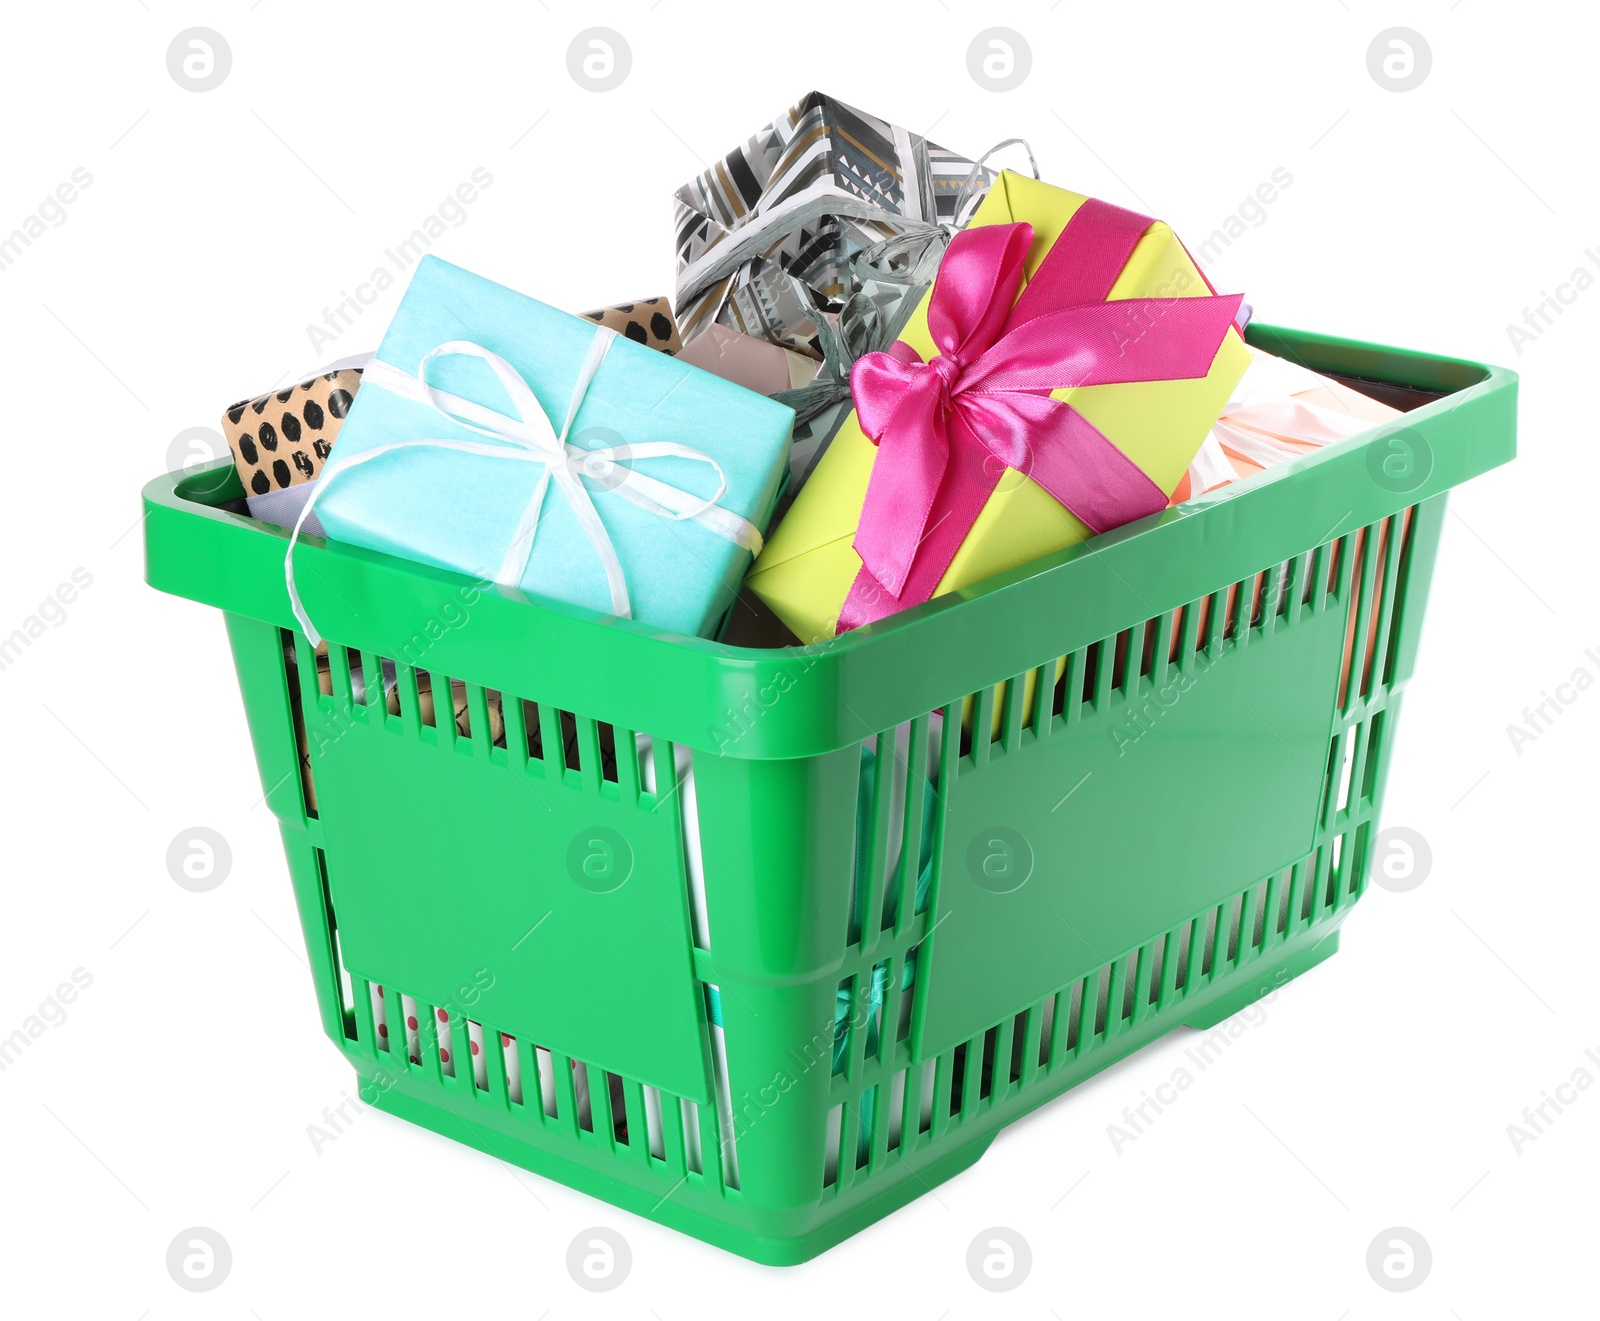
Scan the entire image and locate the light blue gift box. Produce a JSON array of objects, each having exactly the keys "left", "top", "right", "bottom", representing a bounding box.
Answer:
[{"left": 311, "top": 255, "right": 793, "bottom": 639}]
